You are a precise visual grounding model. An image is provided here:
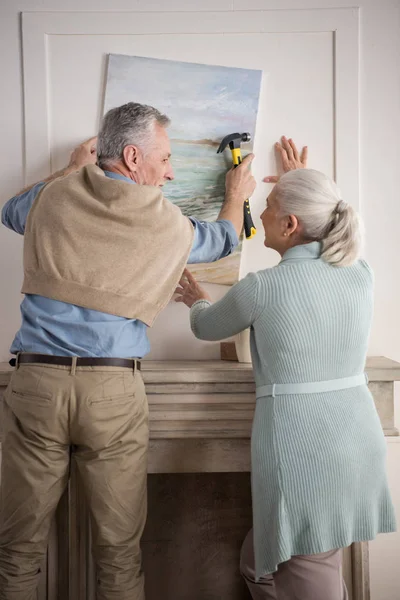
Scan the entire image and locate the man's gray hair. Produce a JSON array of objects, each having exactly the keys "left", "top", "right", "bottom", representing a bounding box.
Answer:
[
  {"left": 97, "top": 102, "right": 170, "bottom": 170},
  {"left": 275, "top": 169, "right": 362, "bottom": 267}
]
